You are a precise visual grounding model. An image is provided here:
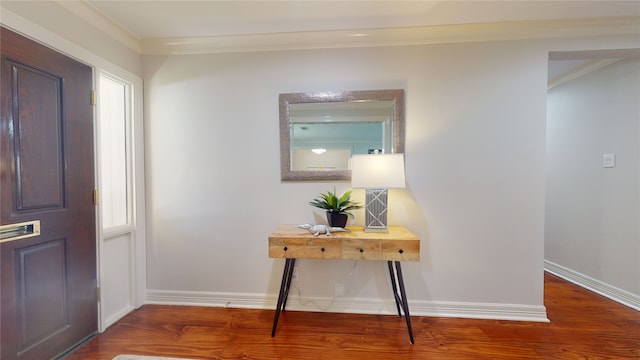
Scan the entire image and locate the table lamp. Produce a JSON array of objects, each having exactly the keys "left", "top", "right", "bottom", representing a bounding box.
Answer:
[{"left": 351, "top": 153, "right": 405, "bottom": 232}]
